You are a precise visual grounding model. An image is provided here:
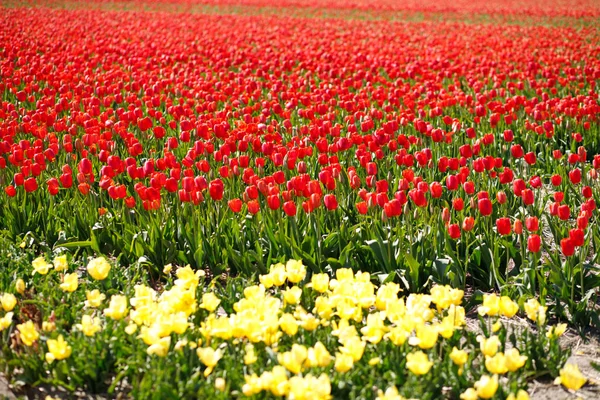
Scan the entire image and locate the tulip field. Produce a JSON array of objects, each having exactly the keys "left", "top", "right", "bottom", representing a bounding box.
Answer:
[{"left": 1, "top": 0, "right": 600, "bottom": 398}]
